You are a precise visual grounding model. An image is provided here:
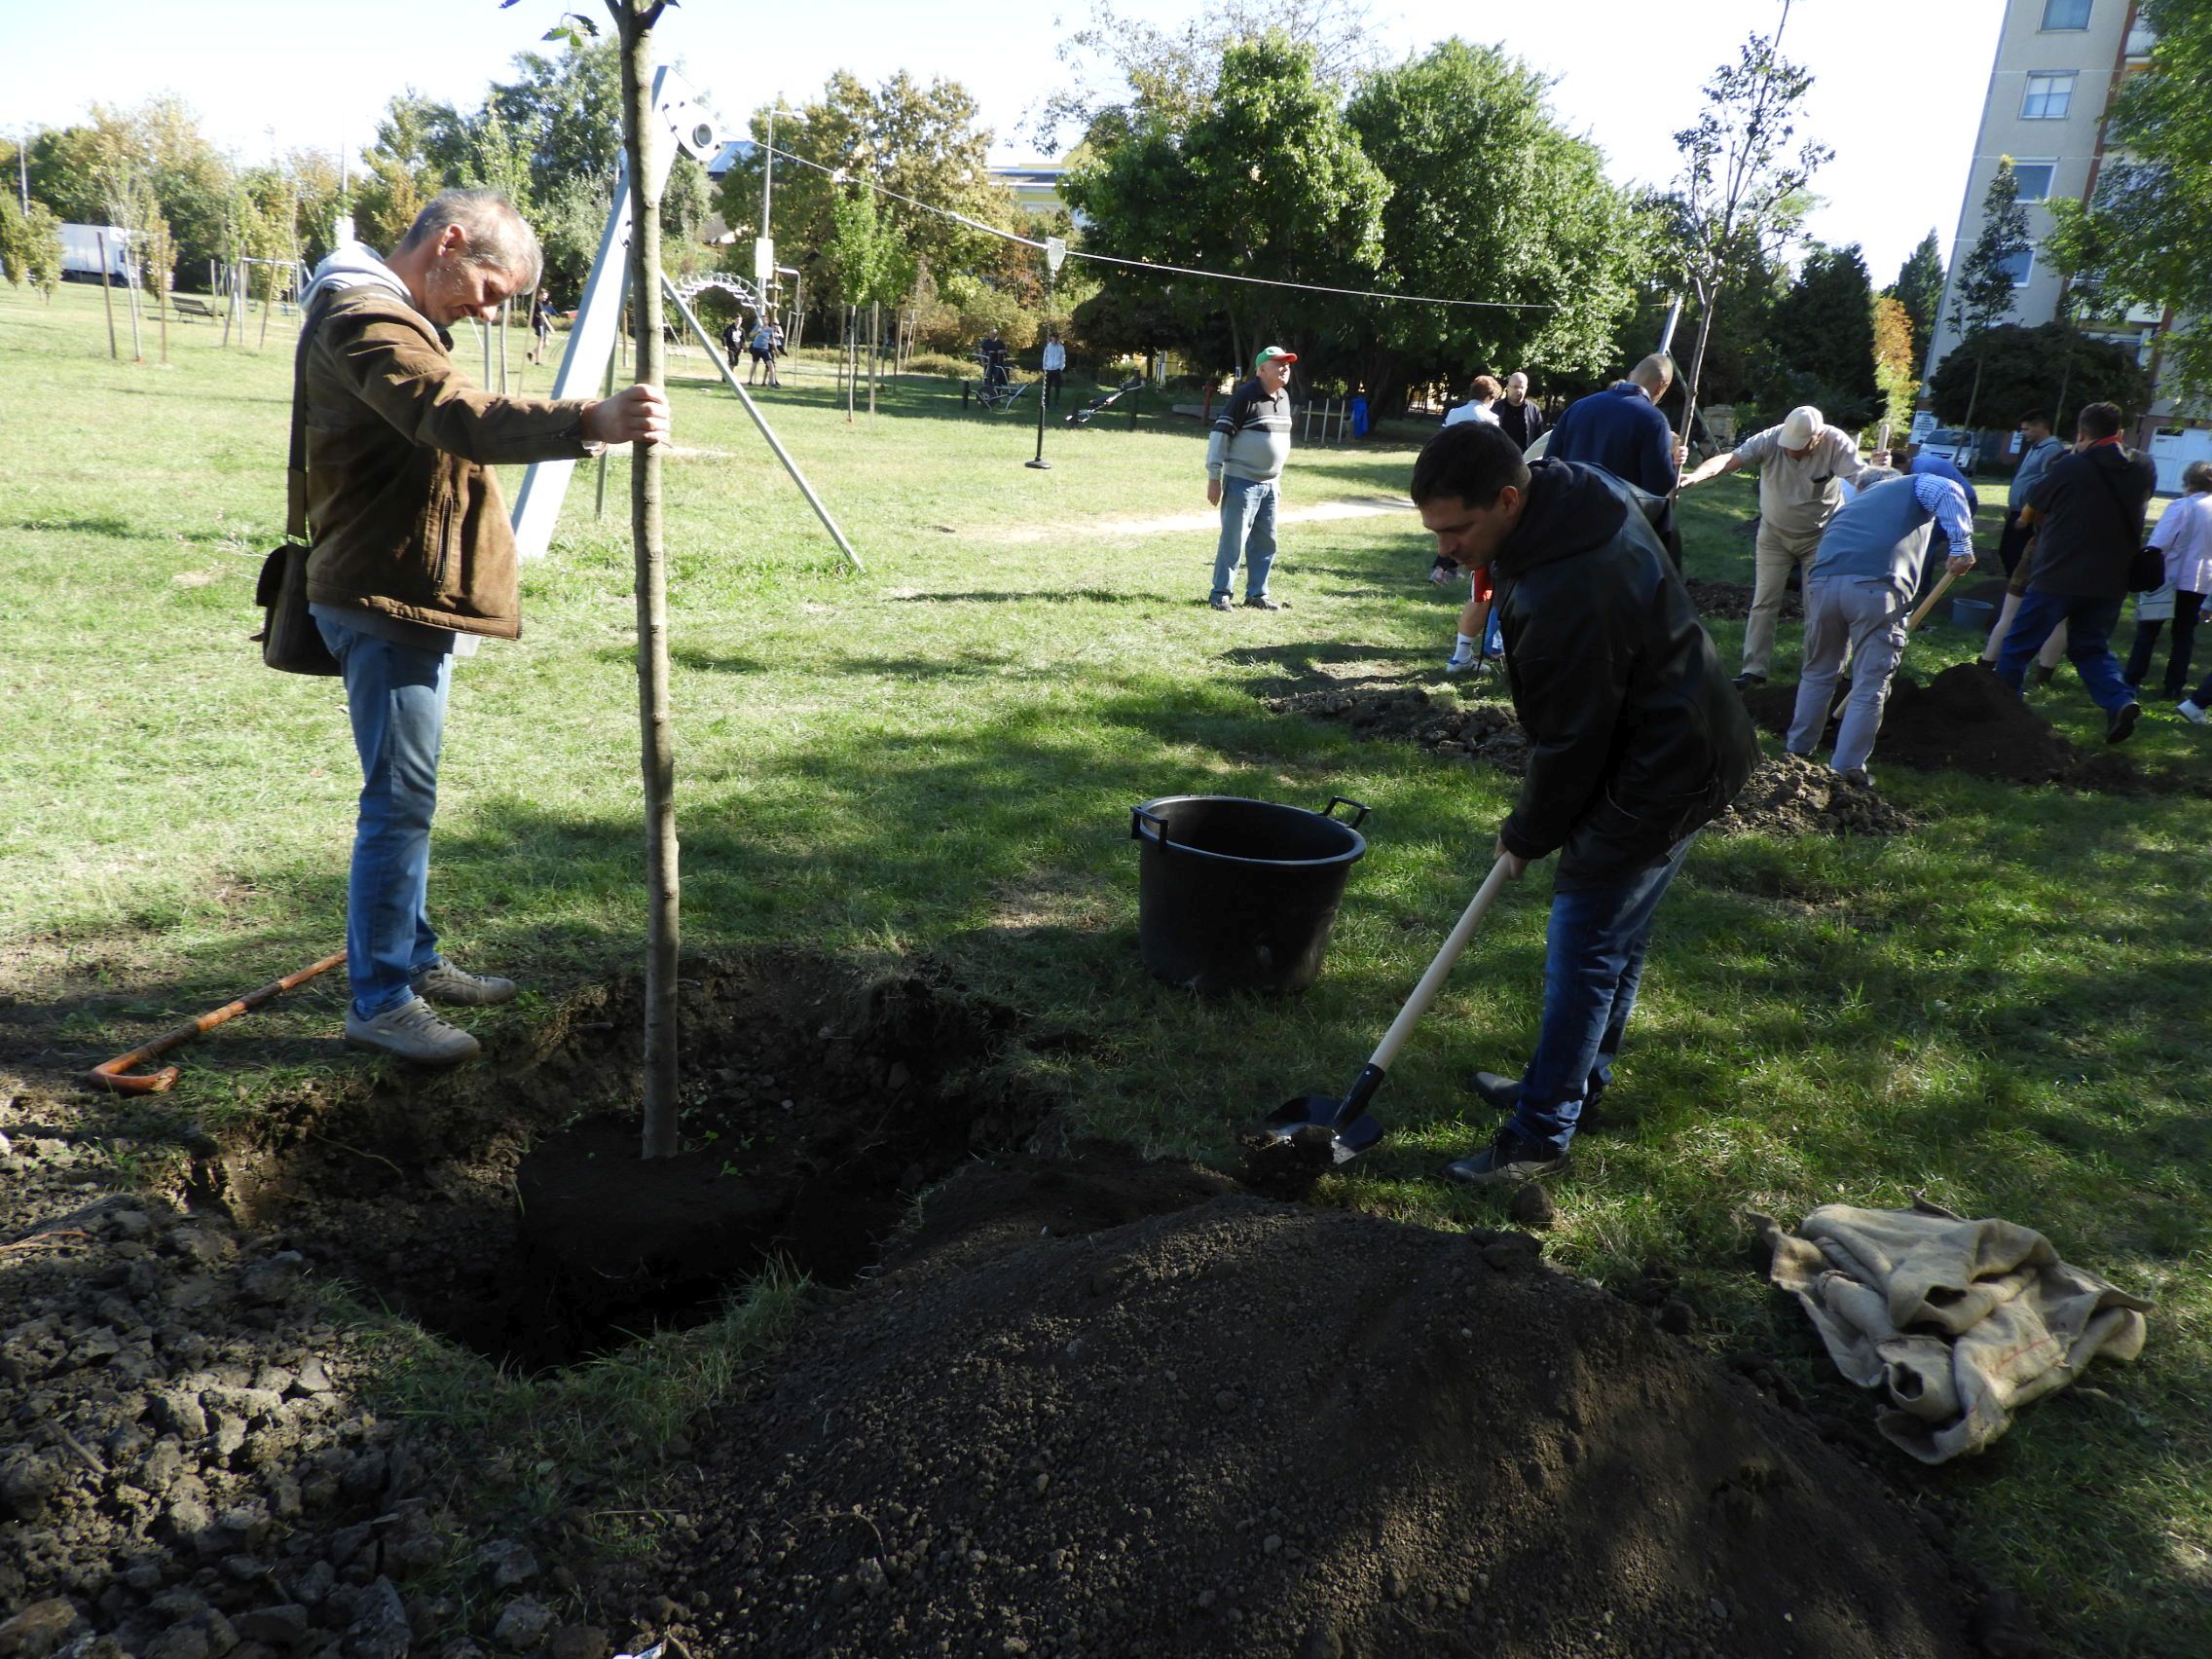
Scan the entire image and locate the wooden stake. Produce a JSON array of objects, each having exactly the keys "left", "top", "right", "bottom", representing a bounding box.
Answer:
[{"left": 610, "top": 0, "right": 681, "bottom": 1161}]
